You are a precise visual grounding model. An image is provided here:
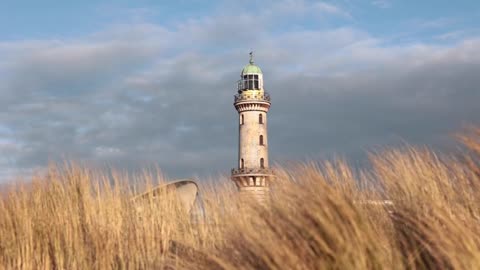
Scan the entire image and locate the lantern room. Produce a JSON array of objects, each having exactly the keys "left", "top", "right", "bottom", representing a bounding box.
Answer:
[{"left": 237, "top": 52, "right": 264, "bottom": 93}]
